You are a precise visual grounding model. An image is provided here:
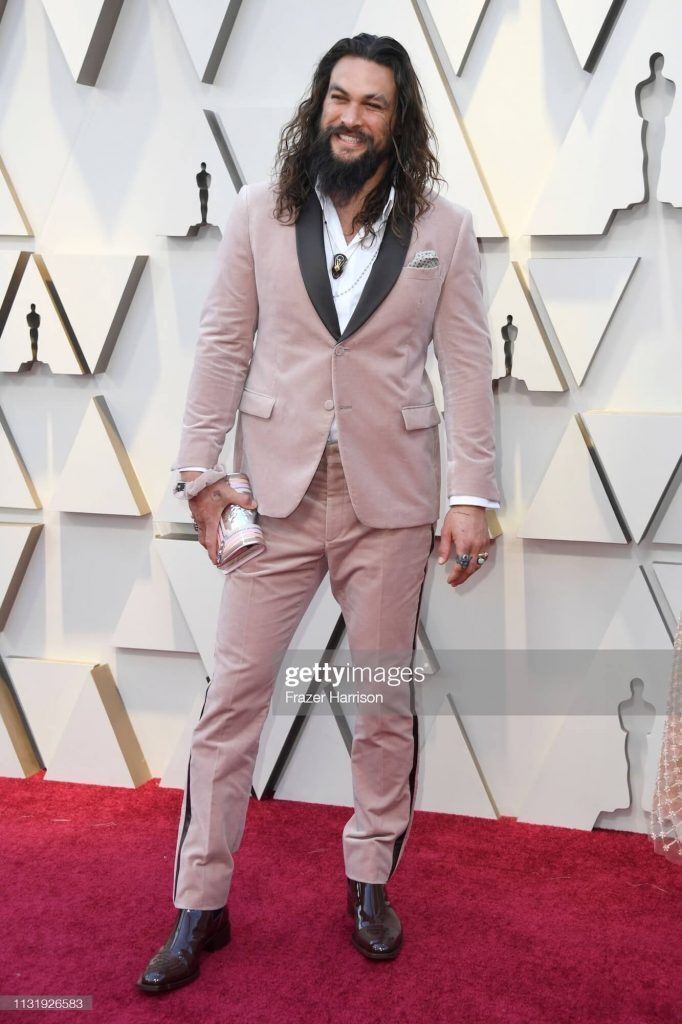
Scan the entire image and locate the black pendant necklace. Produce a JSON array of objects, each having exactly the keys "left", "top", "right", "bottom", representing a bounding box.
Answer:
[{"left": 331, "top": 253, "right": 347, "bottom": 279}]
